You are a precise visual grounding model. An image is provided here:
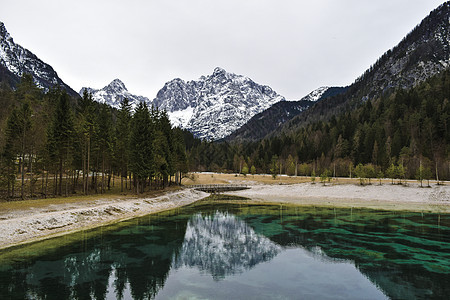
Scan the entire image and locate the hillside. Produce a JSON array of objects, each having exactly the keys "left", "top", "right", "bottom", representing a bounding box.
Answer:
[
  {"left": 226, "top": 87, "right": 347, "bottom": 142},
  {"left": 278, "top": 2, "right": 449, "bottom": 136}
]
